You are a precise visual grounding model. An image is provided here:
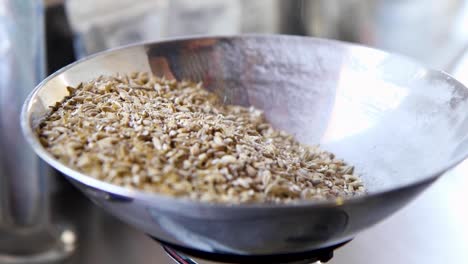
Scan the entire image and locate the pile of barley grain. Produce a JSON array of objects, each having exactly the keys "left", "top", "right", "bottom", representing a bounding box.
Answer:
[{"left": 38, "top": 72, "right": 365, "bottom": 203}]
